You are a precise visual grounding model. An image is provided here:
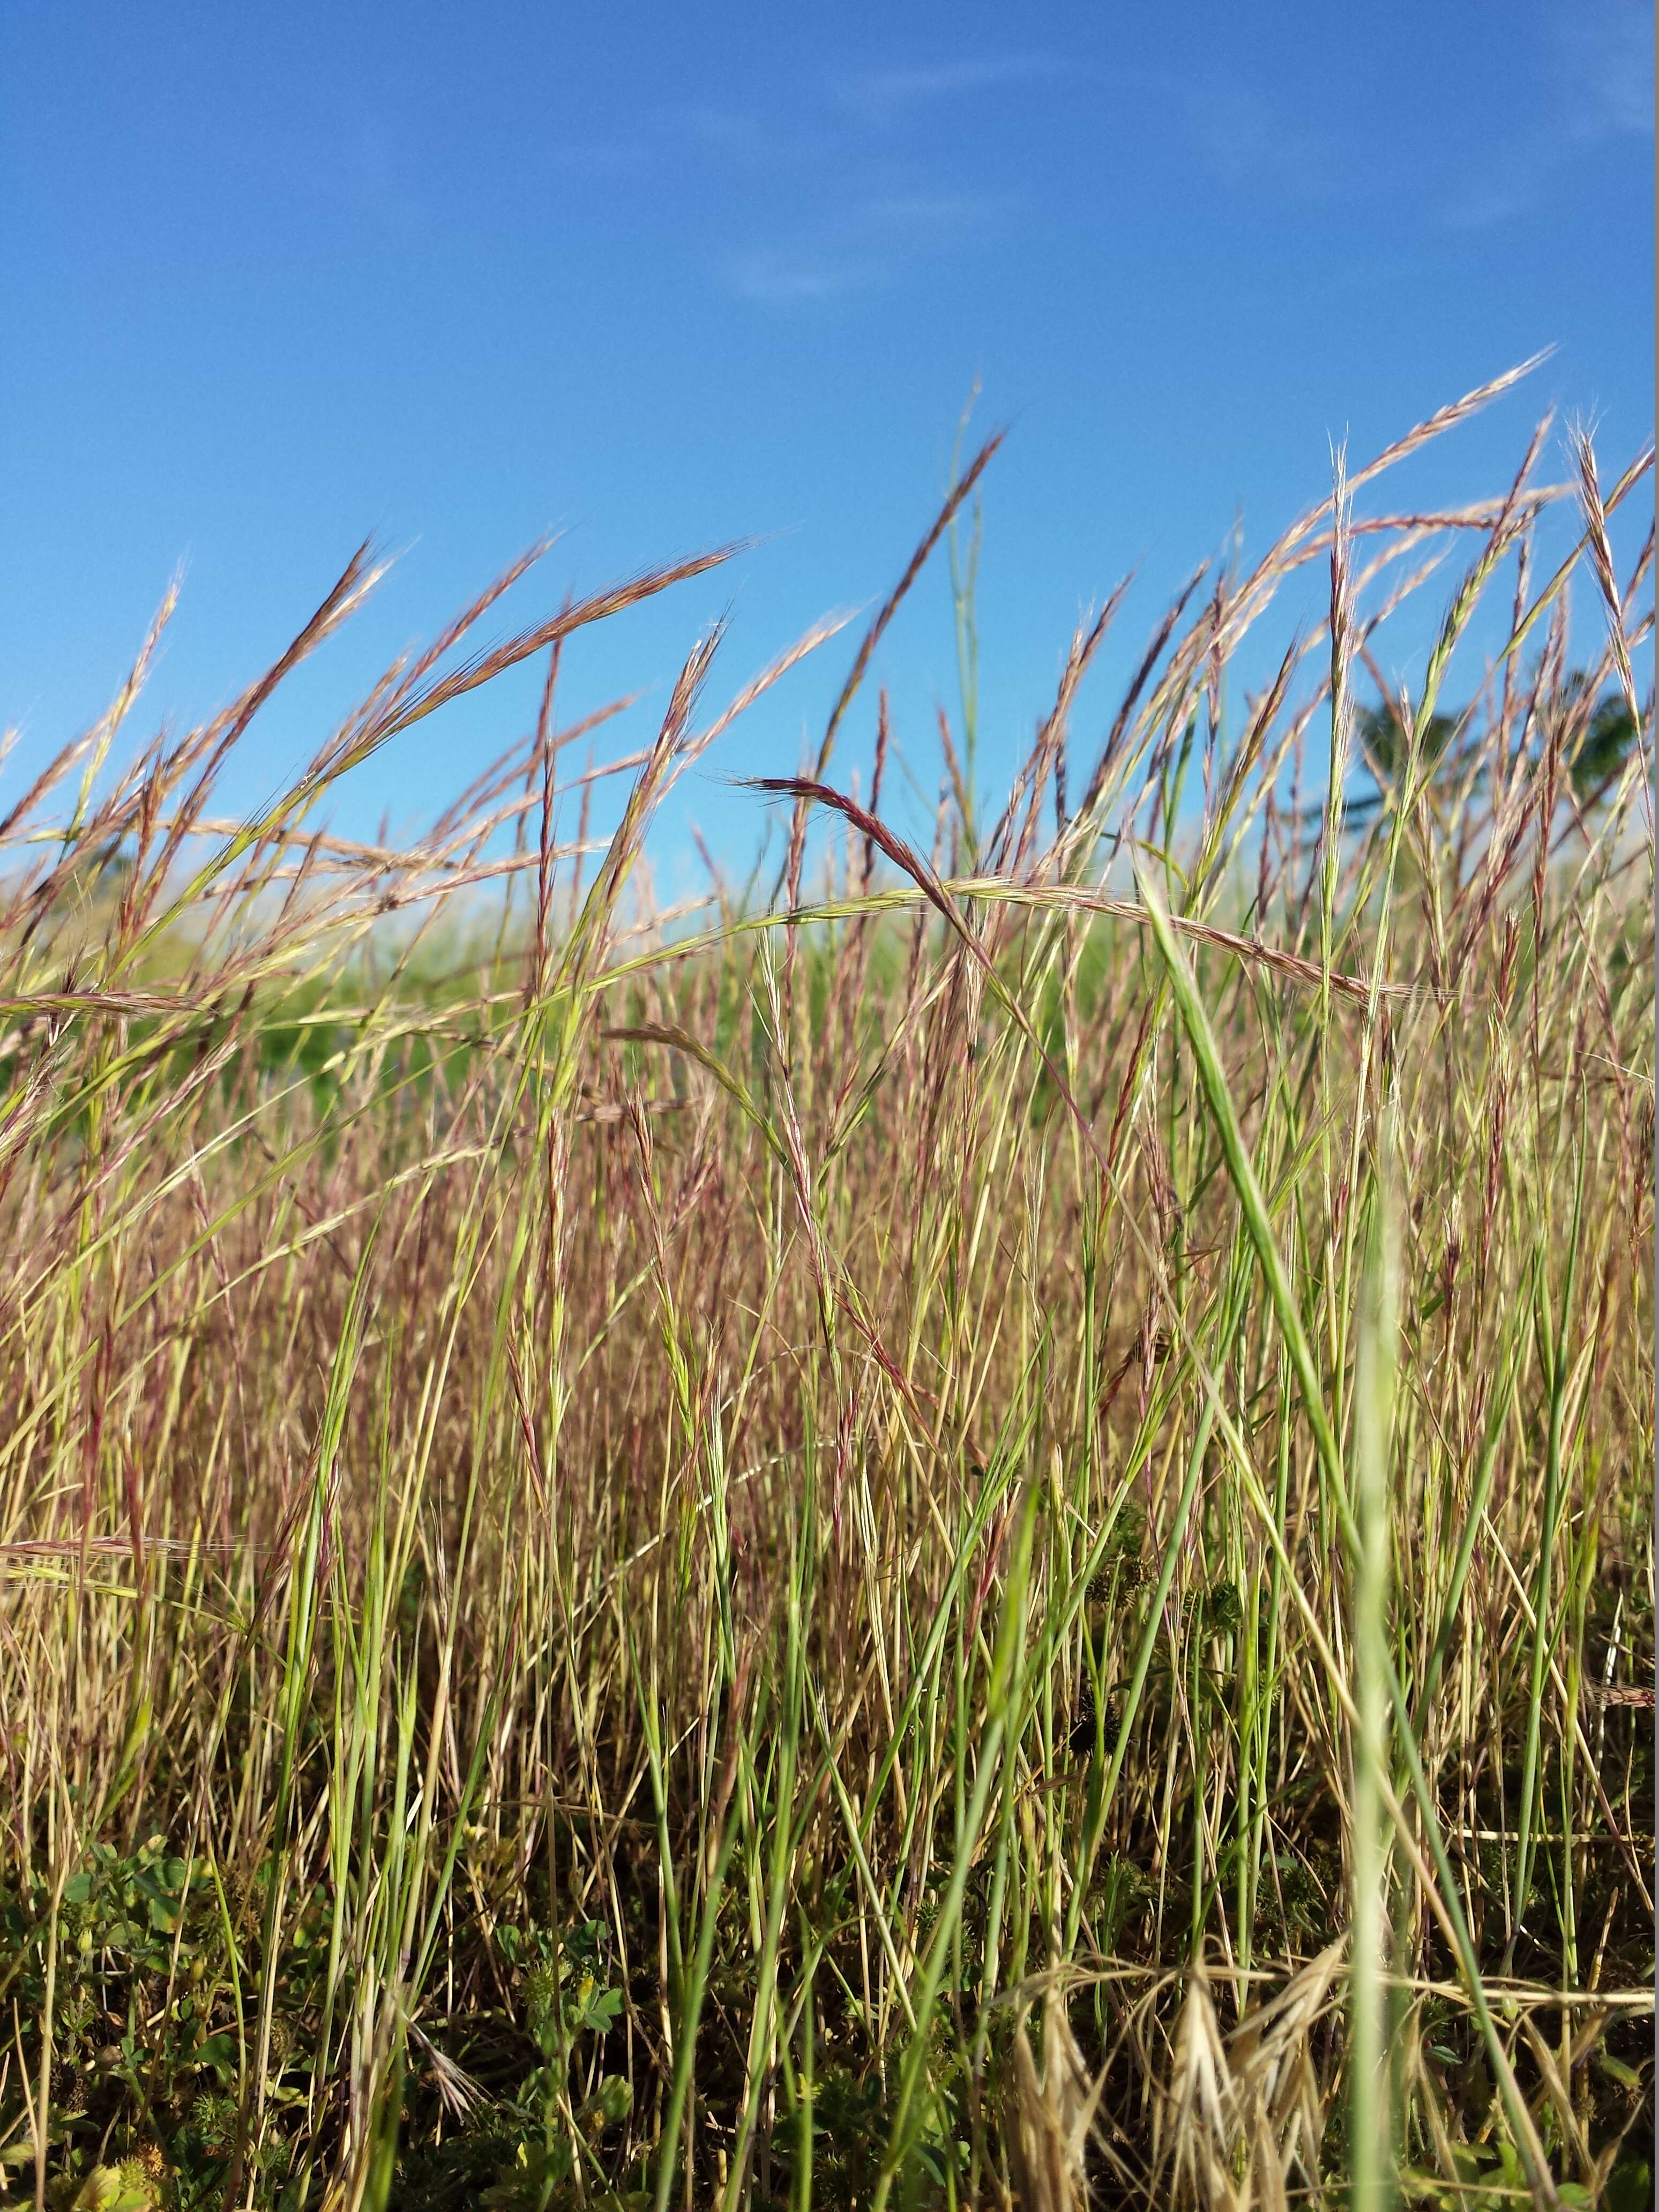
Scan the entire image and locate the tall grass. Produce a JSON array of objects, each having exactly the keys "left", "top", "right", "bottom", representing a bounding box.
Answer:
[{"left": 0, "top": 370, "right": 1651, "bottom": 2211}]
